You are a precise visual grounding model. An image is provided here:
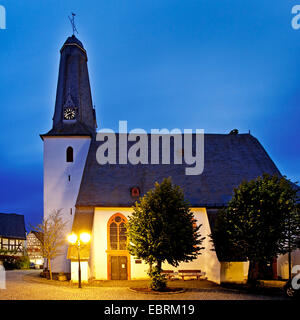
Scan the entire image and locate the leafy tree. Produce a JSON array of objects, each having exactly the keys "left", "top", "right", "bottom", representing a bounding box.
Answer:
[
  {"left": 31, "top": 210, "right": 68, "bottom": 280},
  {"left": 211, "top": 207, "right": 247, "bottom": 262},
  {"left": 127, "top": 178, "right": 205, "bottom": 290},
  {"left": 211, "top": 174, "right": 300, "bottom": 283}
]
